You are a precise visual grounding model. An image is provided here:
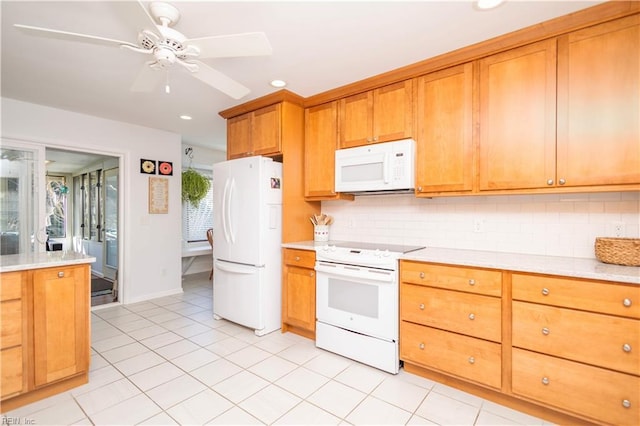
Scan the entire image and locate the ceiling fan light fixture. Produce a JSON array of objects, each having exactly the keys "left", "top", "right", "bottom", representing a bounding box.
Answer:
[
  {"left": 270, "top": 79, "right": 287, "bottom": 88},
  {"left": 179, "top": 115, "right": 192, "bottom": 120},
  {"left": 476, "top": 0, "right": 505, "bottom": 10}
]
